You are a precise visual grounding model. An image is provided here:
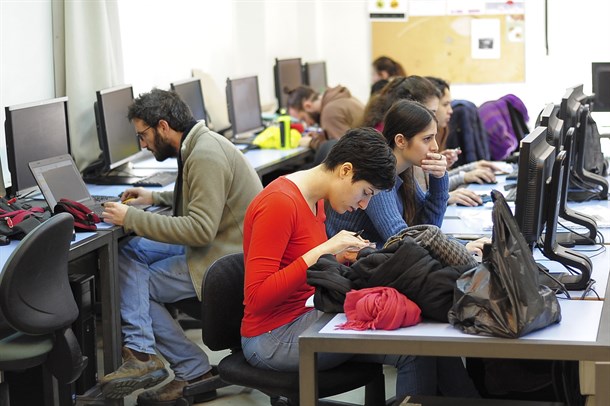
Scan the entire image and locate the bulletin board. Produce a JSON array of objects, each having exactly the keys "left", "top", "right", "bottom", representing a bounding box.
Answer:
[{"left": 371, "top": 14, "right": 525, "bottom": 84}]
